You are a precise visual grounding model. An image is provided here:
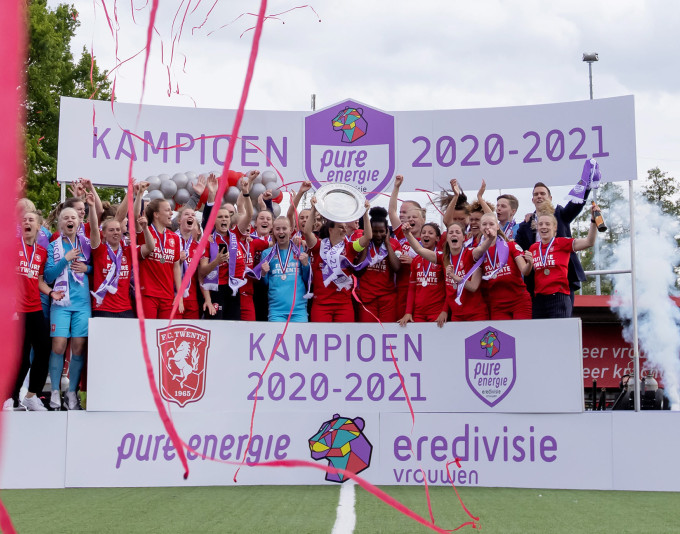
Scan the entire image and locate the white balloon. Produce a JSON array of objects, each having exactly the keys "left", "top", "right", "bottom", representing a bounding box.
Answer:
[
  {"left": 146, "top": 176, "right": 161, "bottom": 191},
  {"left": 160, "top": 179, "right": 178, "bottom": 199},
  {"left": 148, "top": 189, "right": 164, "bottom": 201},
  {"left": 185, "top": 171, "right": 198, "bottom": 181},
  {"left": 172, "top": 172, "right": 189, "bottom": 189},
  {"left": 158, "top": 173, "right": 171, "bottom": 182},
  {"left": 174, "top": 188, "right": 191, "bottom": 205},
  {"left": 225, "top": 186, "right": 240, "bottom": 205},
  {"left": 272, "top": 203, "right": 281, "bottom": 218}
]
